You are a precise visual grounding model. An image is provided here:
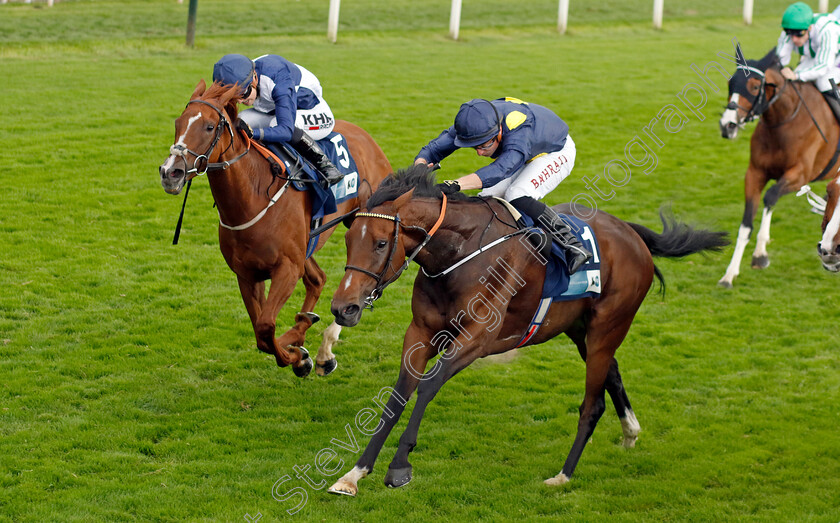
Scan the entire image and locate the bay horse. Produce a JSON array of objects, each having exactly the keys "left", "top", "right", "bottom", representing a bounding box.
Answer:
[
  {"left": 159, "top": 81, "right": 391, "bottom": 377},
  {"left": 326, "top": 166, "right": 728, "bottom": 495},
  {"left": 717, "top": 48, "right": 840, "bottom": 287}
]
